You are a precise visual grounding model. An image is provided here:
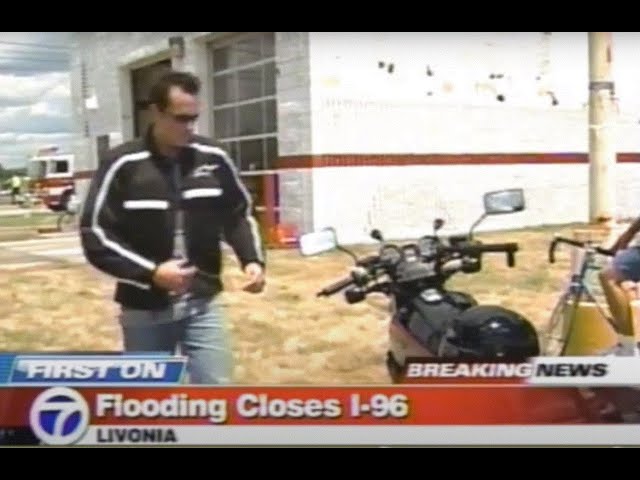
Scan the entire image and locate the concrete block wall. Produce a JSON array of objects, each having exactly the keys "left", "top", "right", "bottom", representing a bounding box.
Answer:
[
  {"left": 307, "top": 32, "right": 598, "bottom": 113},
  {"left": 312, "top": 163, "right": 640, "bottom": 245},
  {"left": 273, "top": 32, "right": 315, "bottom": 233},
  {"left": 297, "top": 32, "right": 640, "bottom": 243},
  {"left": 305, "top": 31, "right": 640, "bottom": 155}
]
